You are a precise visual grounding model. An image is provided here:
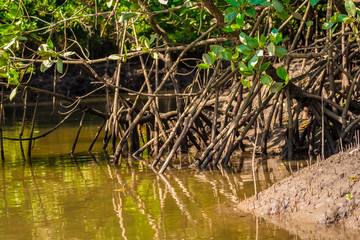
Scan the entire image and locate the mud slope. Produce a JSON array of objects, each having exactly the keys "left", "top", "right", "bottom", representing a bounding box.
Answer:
[{"left": 238, "top": 147, "right": 360, "bottom": 235}]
